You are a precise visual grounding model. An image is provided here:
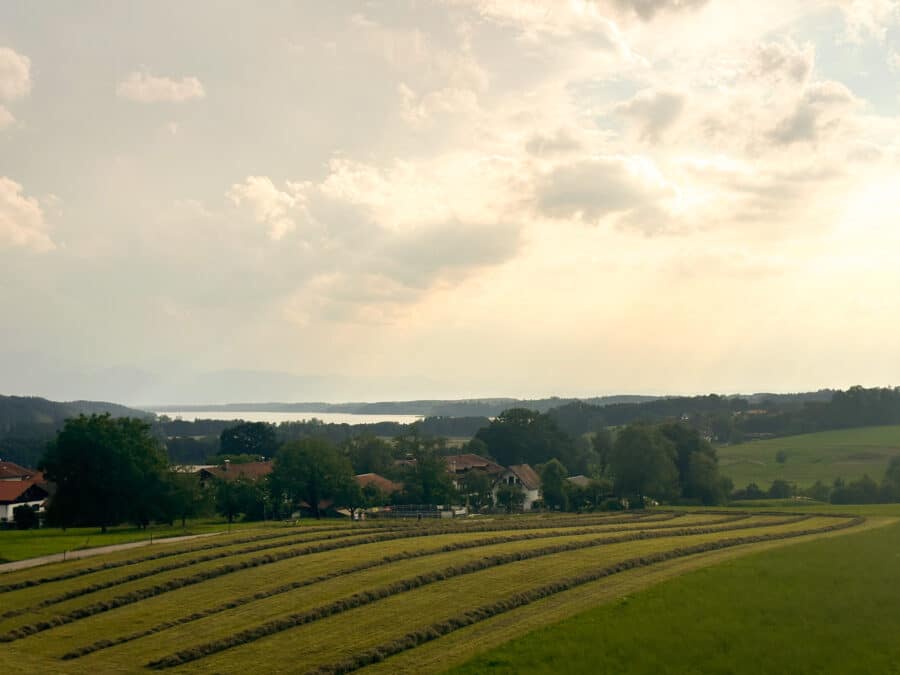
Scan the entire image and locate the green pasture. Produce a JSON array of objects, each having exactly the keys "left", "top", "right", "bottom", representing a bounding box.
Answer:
[
  {"left": 718, "top": 425, "right": 900, "bottom": 488},
  {"left": 0, "top": 511, "right": 870, "bottom": 674},
  {"left": 454, "top": 517, "right": 900, "bottom": 675}
]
